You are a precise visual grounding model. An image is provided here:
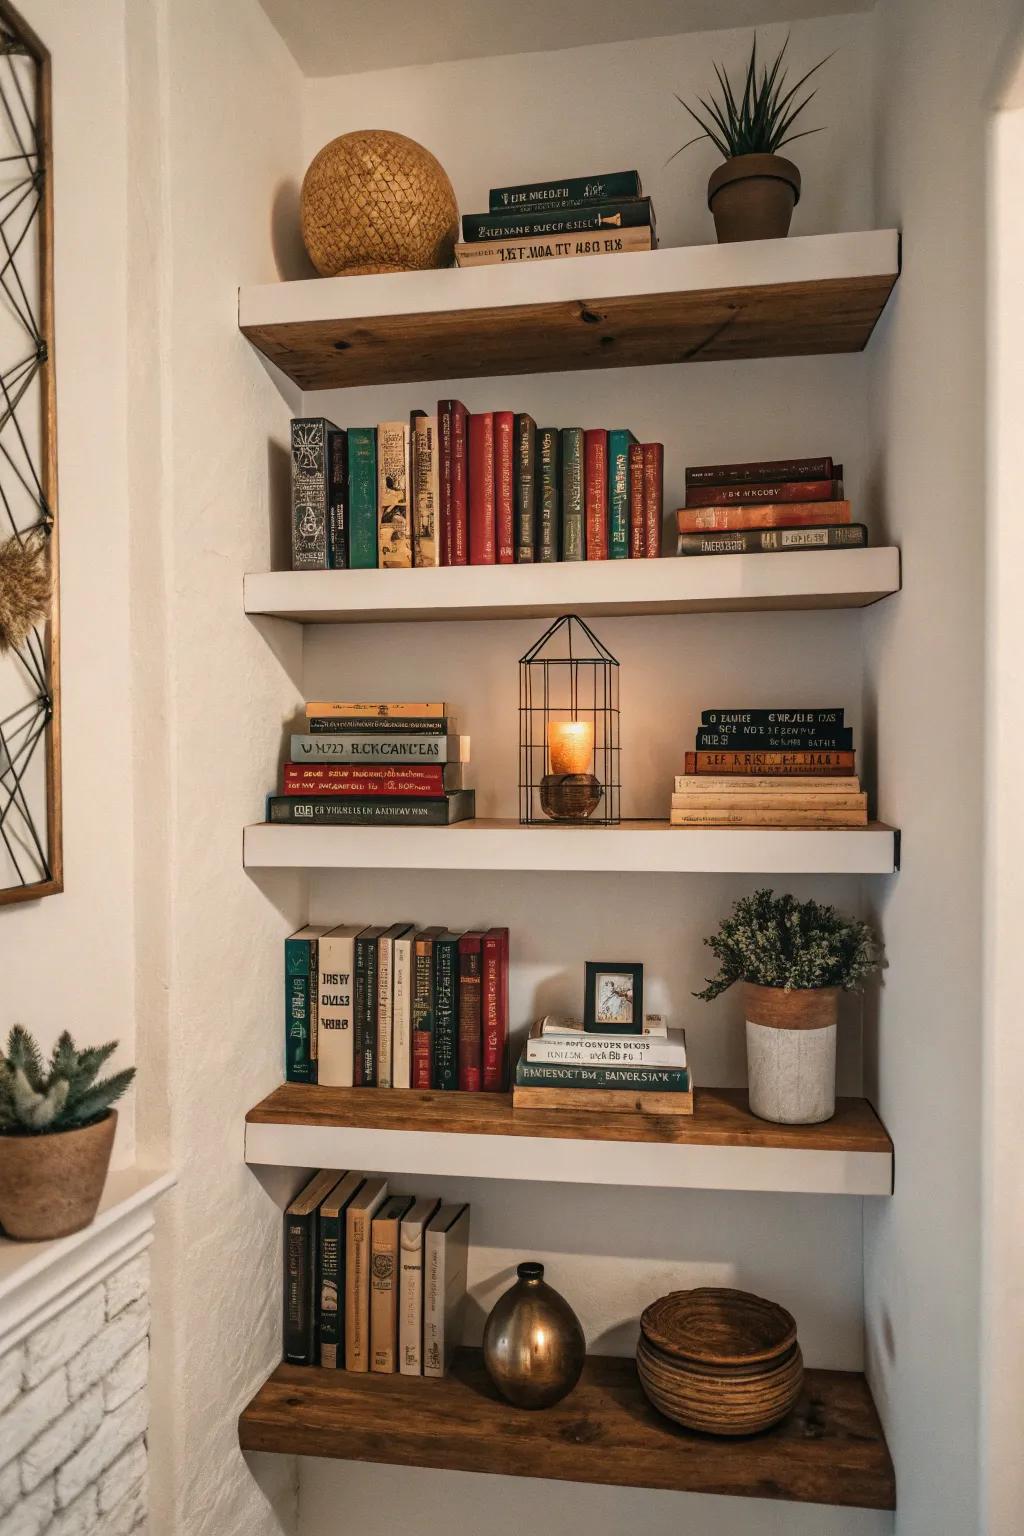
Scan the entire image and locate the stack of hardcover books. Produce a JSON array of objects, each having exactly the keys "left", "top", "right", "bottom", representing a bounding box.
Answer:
[
  {"left": 284, "top": 1168, "right": 470, "bottom": 1377},
  {"left": 670, "top": 709, "right": 867, "bottom": 828},
  {"left": 289, "top": 411, "right": 664, "bottom": 570},
  {"left": 513, "top": 1014, "right": 691, "bottom": 1115},
  {"left": 675, "top": 455, "right": 868, "bottom": 556},
  {"left": 454, "top": 169, "right": 656, "bottom": 268},
  {"left": 285, "top": 922, "right": 509, "bottom": 1090},
  {"left": 268, "top": 701, "right": 475, "bottom": 826}
]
